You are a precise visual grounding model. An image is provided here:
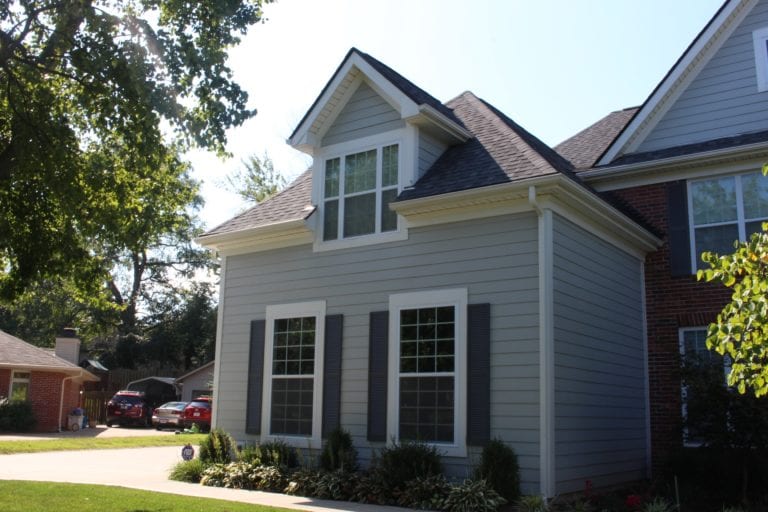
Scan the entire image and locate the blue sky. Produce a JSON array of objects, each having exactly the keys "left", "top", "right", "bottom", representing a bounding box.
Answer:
[{"left": 191, "top": 0, "right": 725, "bottom": 230}]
